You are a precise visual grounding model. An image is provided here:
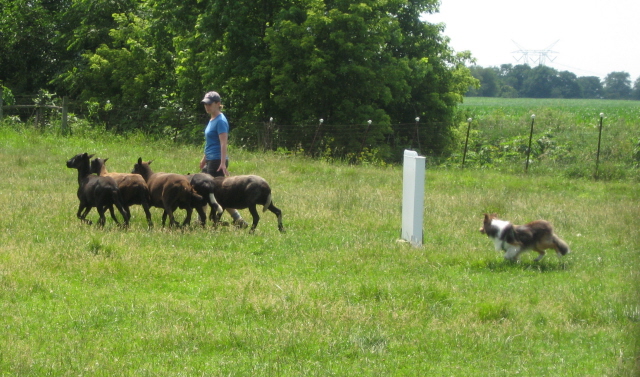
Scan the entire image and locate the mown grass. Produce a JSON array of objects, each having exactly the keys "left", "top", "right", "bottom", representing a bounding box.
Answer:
[{"left": 0, "top": 125, "right": 639, "bottom": 376}]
